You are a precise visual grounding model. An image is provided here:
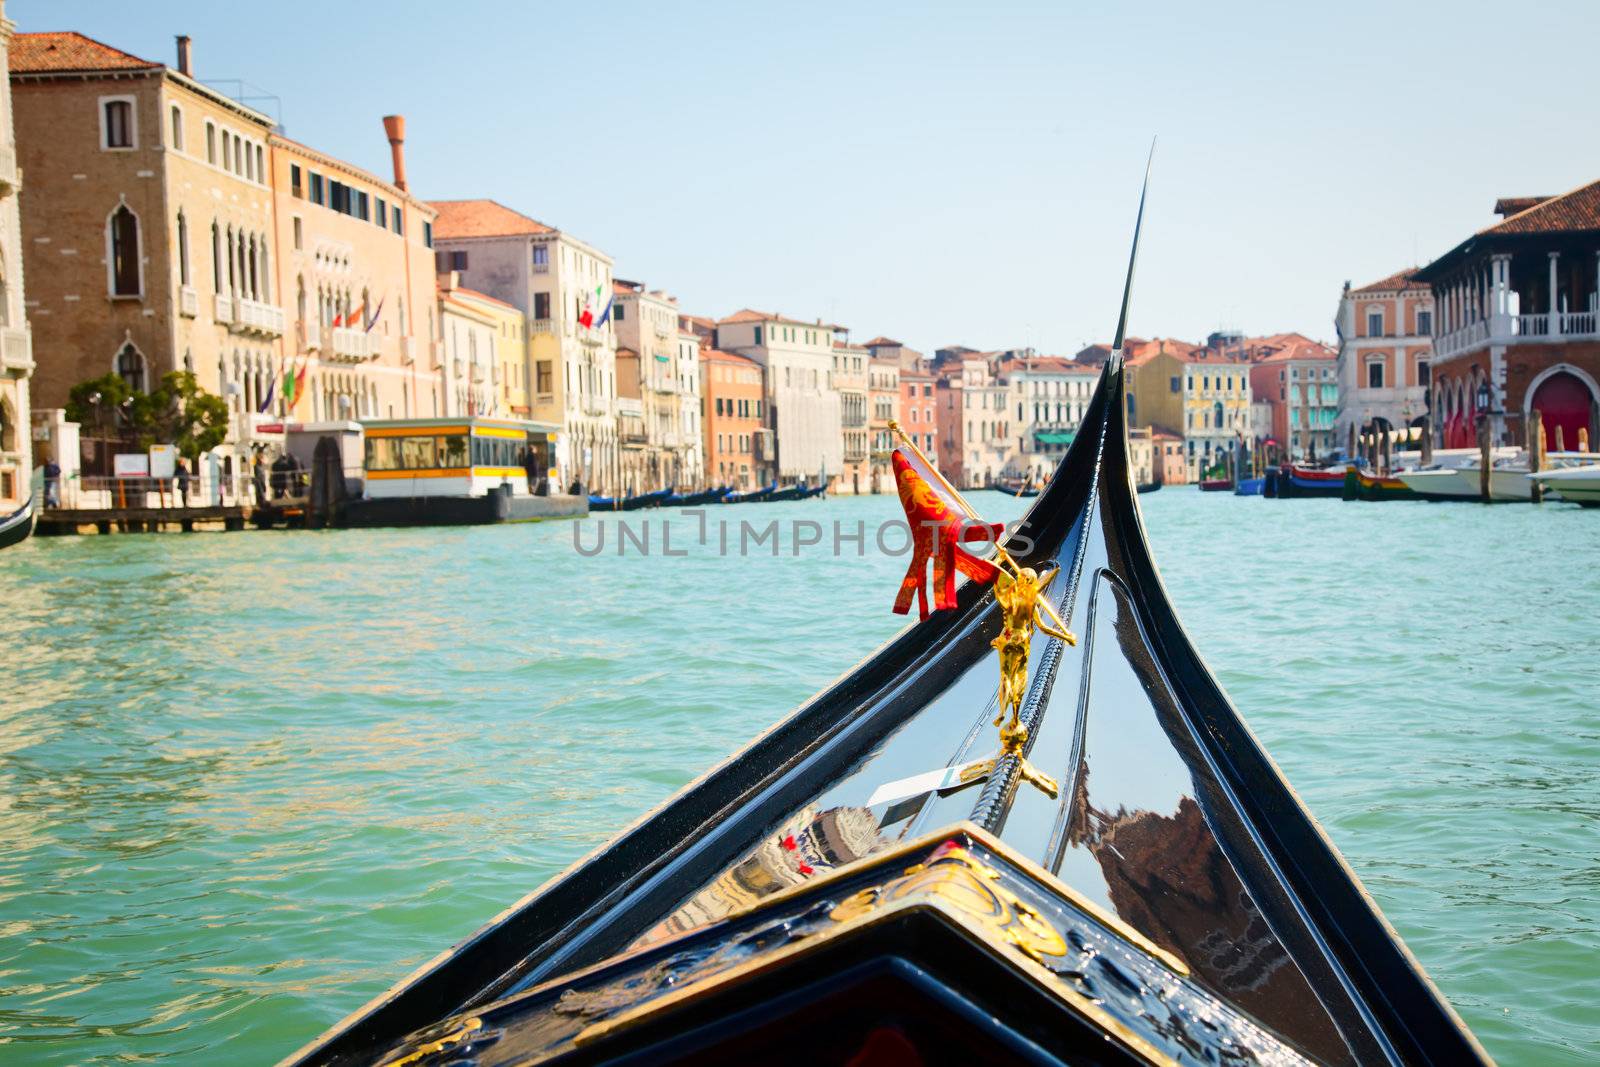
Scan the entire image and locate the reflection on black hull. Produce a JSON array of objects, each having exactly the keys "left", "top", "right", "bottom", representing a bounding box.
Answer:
[{"left": 283, "top": 359, "right": 1489, "bottom": 1067}]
